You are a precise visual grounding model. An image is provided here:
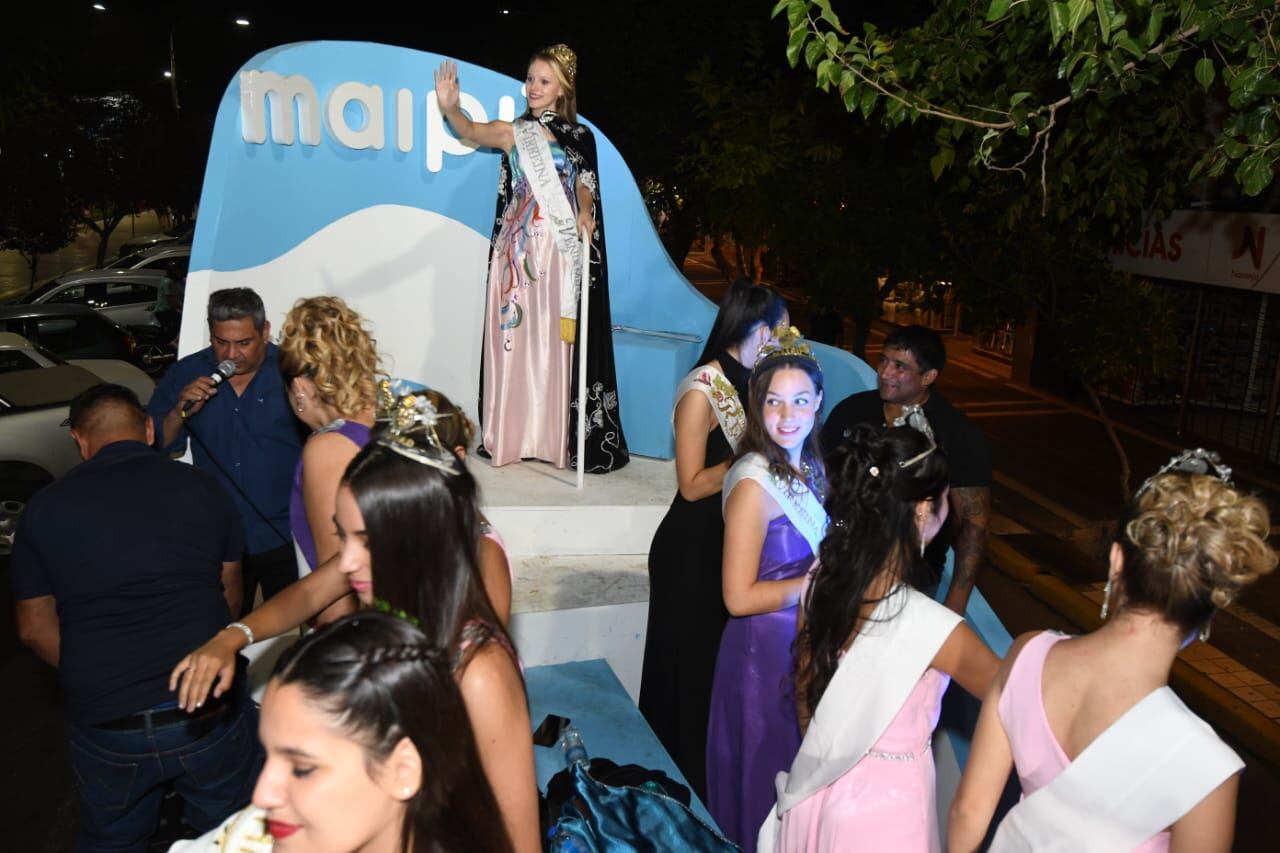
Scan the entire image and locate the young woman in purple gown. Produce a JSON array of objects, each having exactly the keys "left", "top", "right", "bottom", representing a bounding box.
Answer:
[{"left": 705, "top": 328, "right": 828, "bottom": 852}]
